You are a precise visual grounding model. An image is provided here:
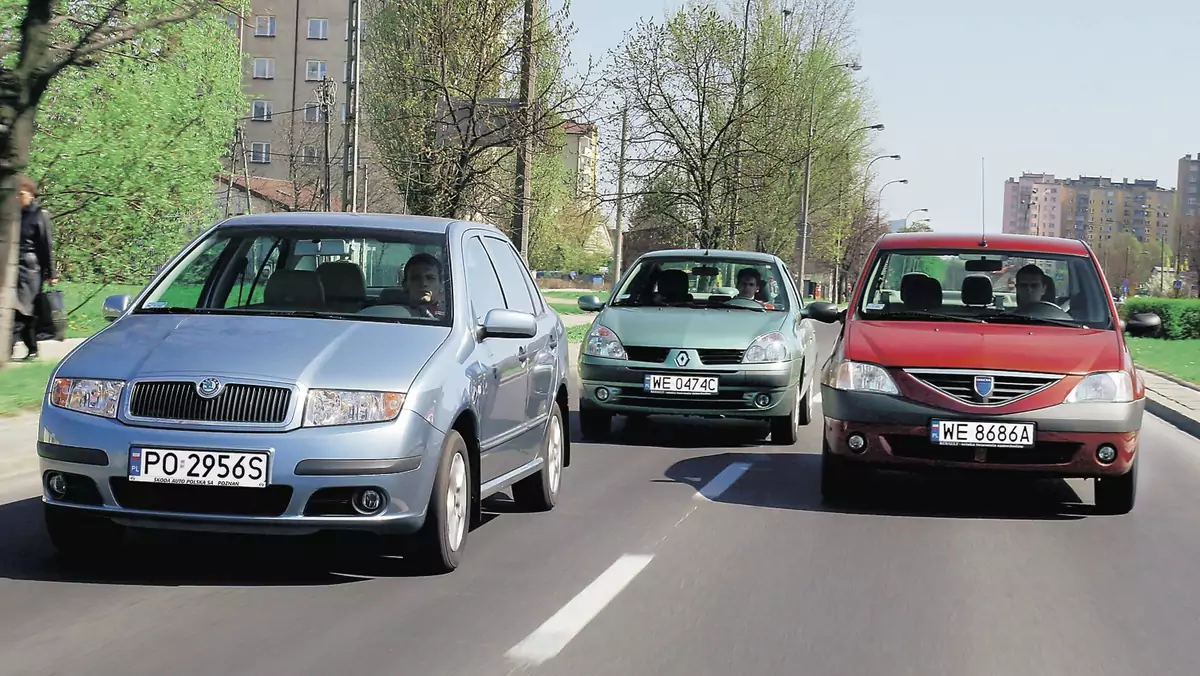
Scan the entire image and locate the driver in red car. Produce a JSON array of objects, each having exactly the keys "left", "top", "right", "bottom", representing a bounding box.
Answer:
[{"left": 1014, "top": 263, "right": 1049, "bottom": 310}]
